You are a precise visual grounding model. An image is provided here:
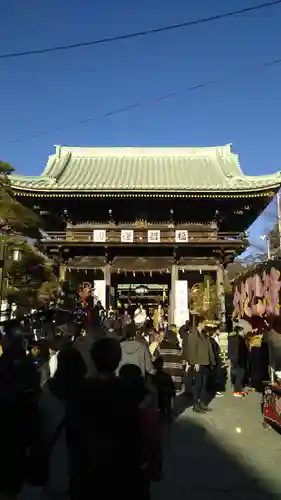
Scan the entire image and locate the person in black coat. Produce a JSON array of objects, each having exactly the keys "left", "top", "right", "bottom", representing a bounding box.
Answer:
[
  {"left": 0, "top": 336, "right": 40, "bottom": 497},
  {"left": 228, "top": 326, "right": 248, "bottom": 396},
  {"left": 179, "top": 321, "right": 193, "bottom": 397},
  {"left": 179, "top": 320, "right": 190, "bottom": 342},
  {"left": 207, "top": 327, "right": 226, "bottom": 396},
  {"left": 187, "top": 317, "right": 216, "bottom": 412}
]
